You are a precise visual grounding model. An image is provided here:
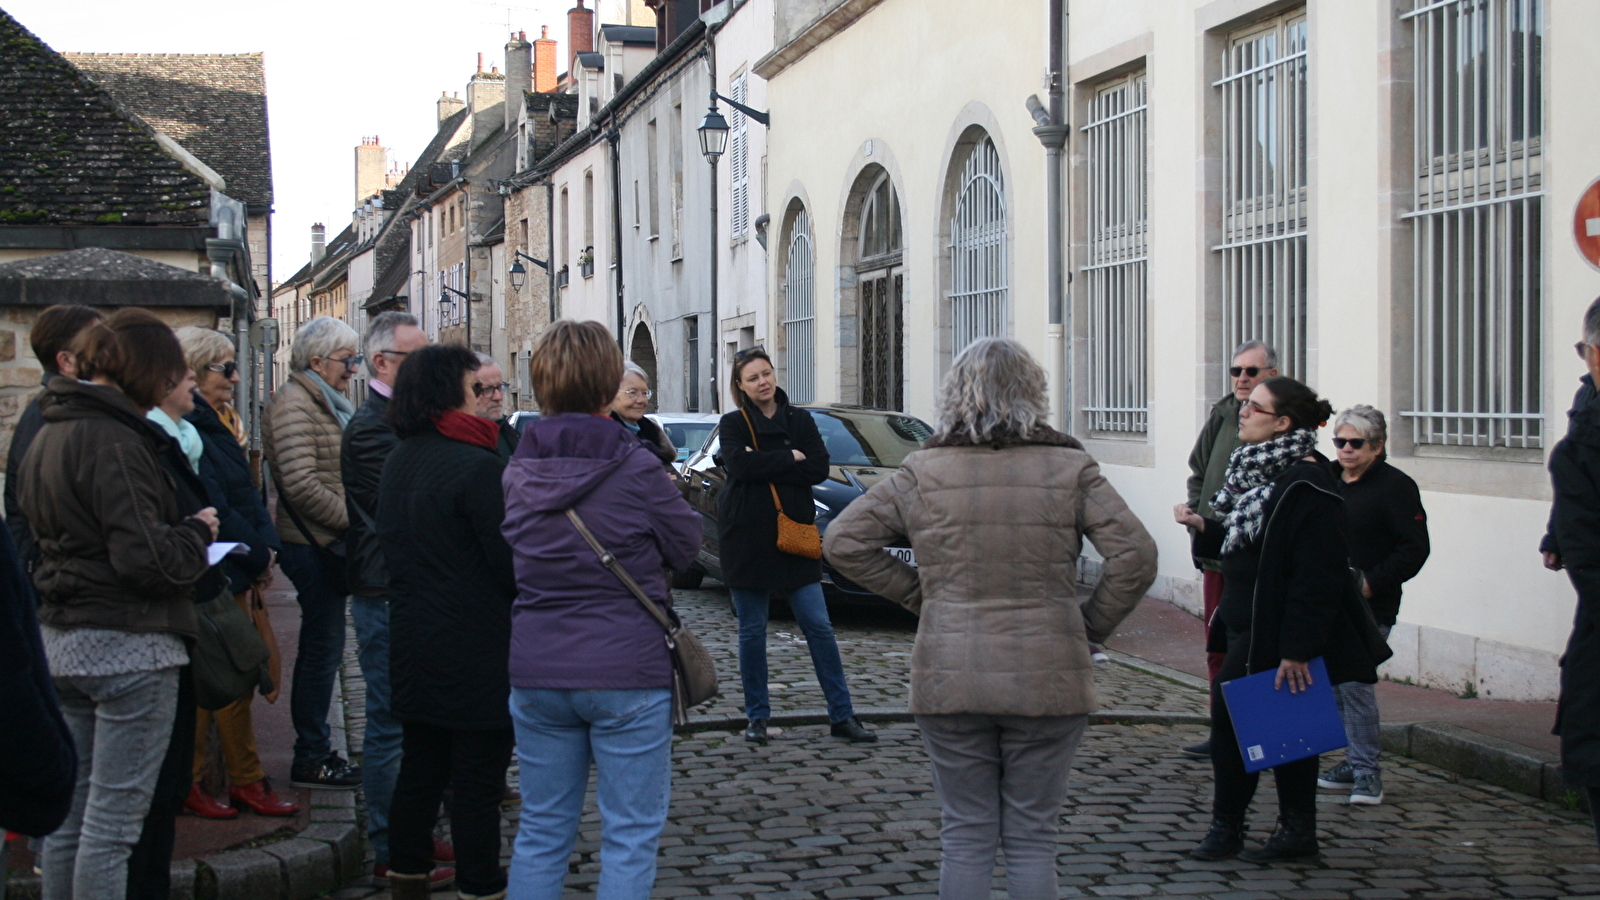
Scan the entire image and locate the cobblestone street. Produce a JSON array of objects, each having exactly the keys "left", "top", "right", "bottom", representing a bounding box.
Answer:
[{"left": 330, "top": 588, "right": 1600, "bottom": 900}]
